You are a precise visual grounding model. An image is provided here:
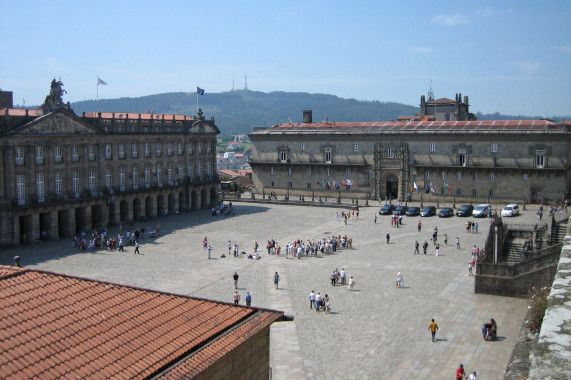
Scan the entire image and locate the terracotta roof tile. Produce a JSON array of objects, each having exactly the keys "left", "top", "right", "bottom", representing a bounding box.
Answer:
[
  {"left": 84, "top": 112, "right": 194, "bottom": 121},
  {"left": 0, "top": 265, "right": 282, "bottom": 379}
]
